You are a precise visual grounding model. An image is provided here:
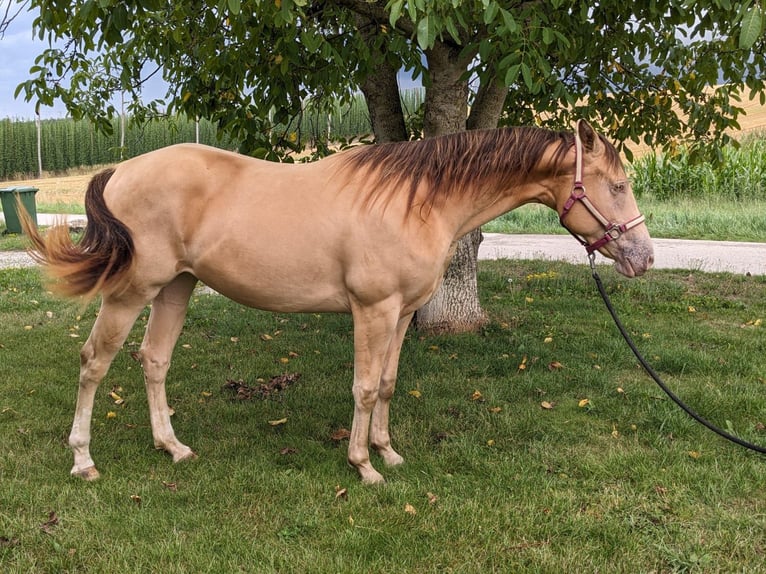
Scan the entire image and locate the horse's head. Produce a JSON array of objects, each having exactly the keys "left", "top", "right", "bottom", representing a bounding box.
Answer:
[{"left": 557, "top": 120, "right": 654, "bottom": 277}]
